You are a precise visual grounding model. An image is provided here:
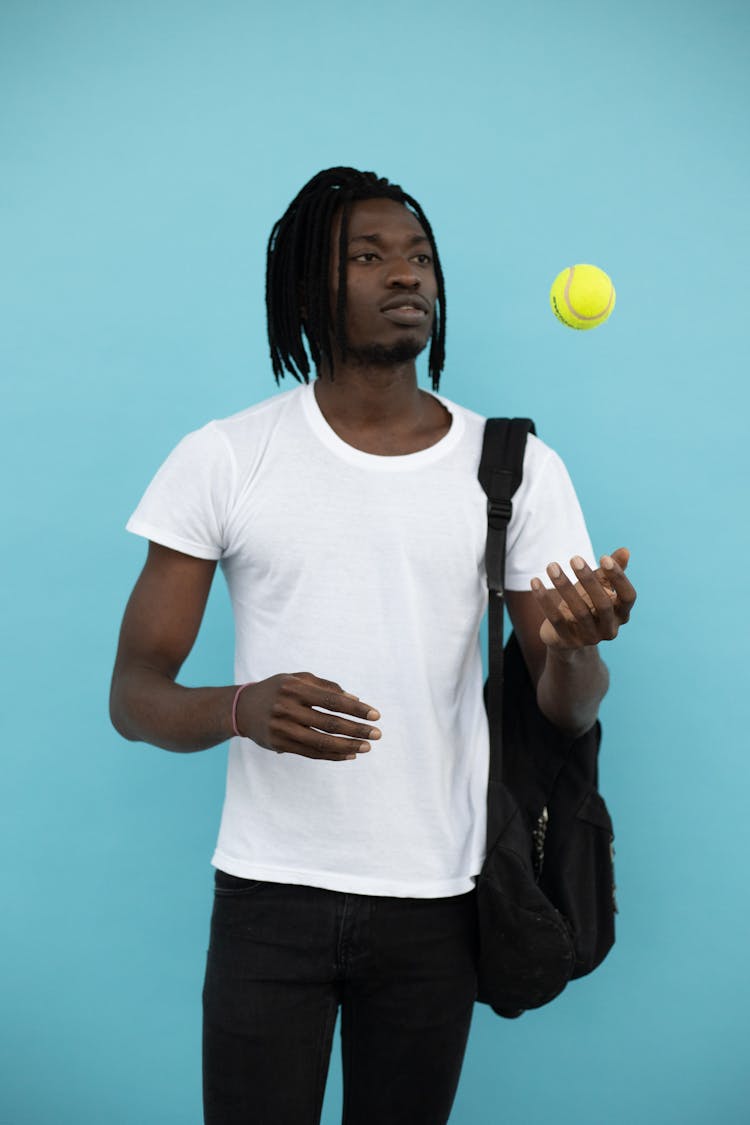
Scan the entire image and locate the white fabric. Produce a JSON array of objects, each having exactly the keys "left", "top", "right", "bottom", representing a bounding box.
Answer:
[{"left": 127, "top": 382, "right": 595, "bottom": 897}]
